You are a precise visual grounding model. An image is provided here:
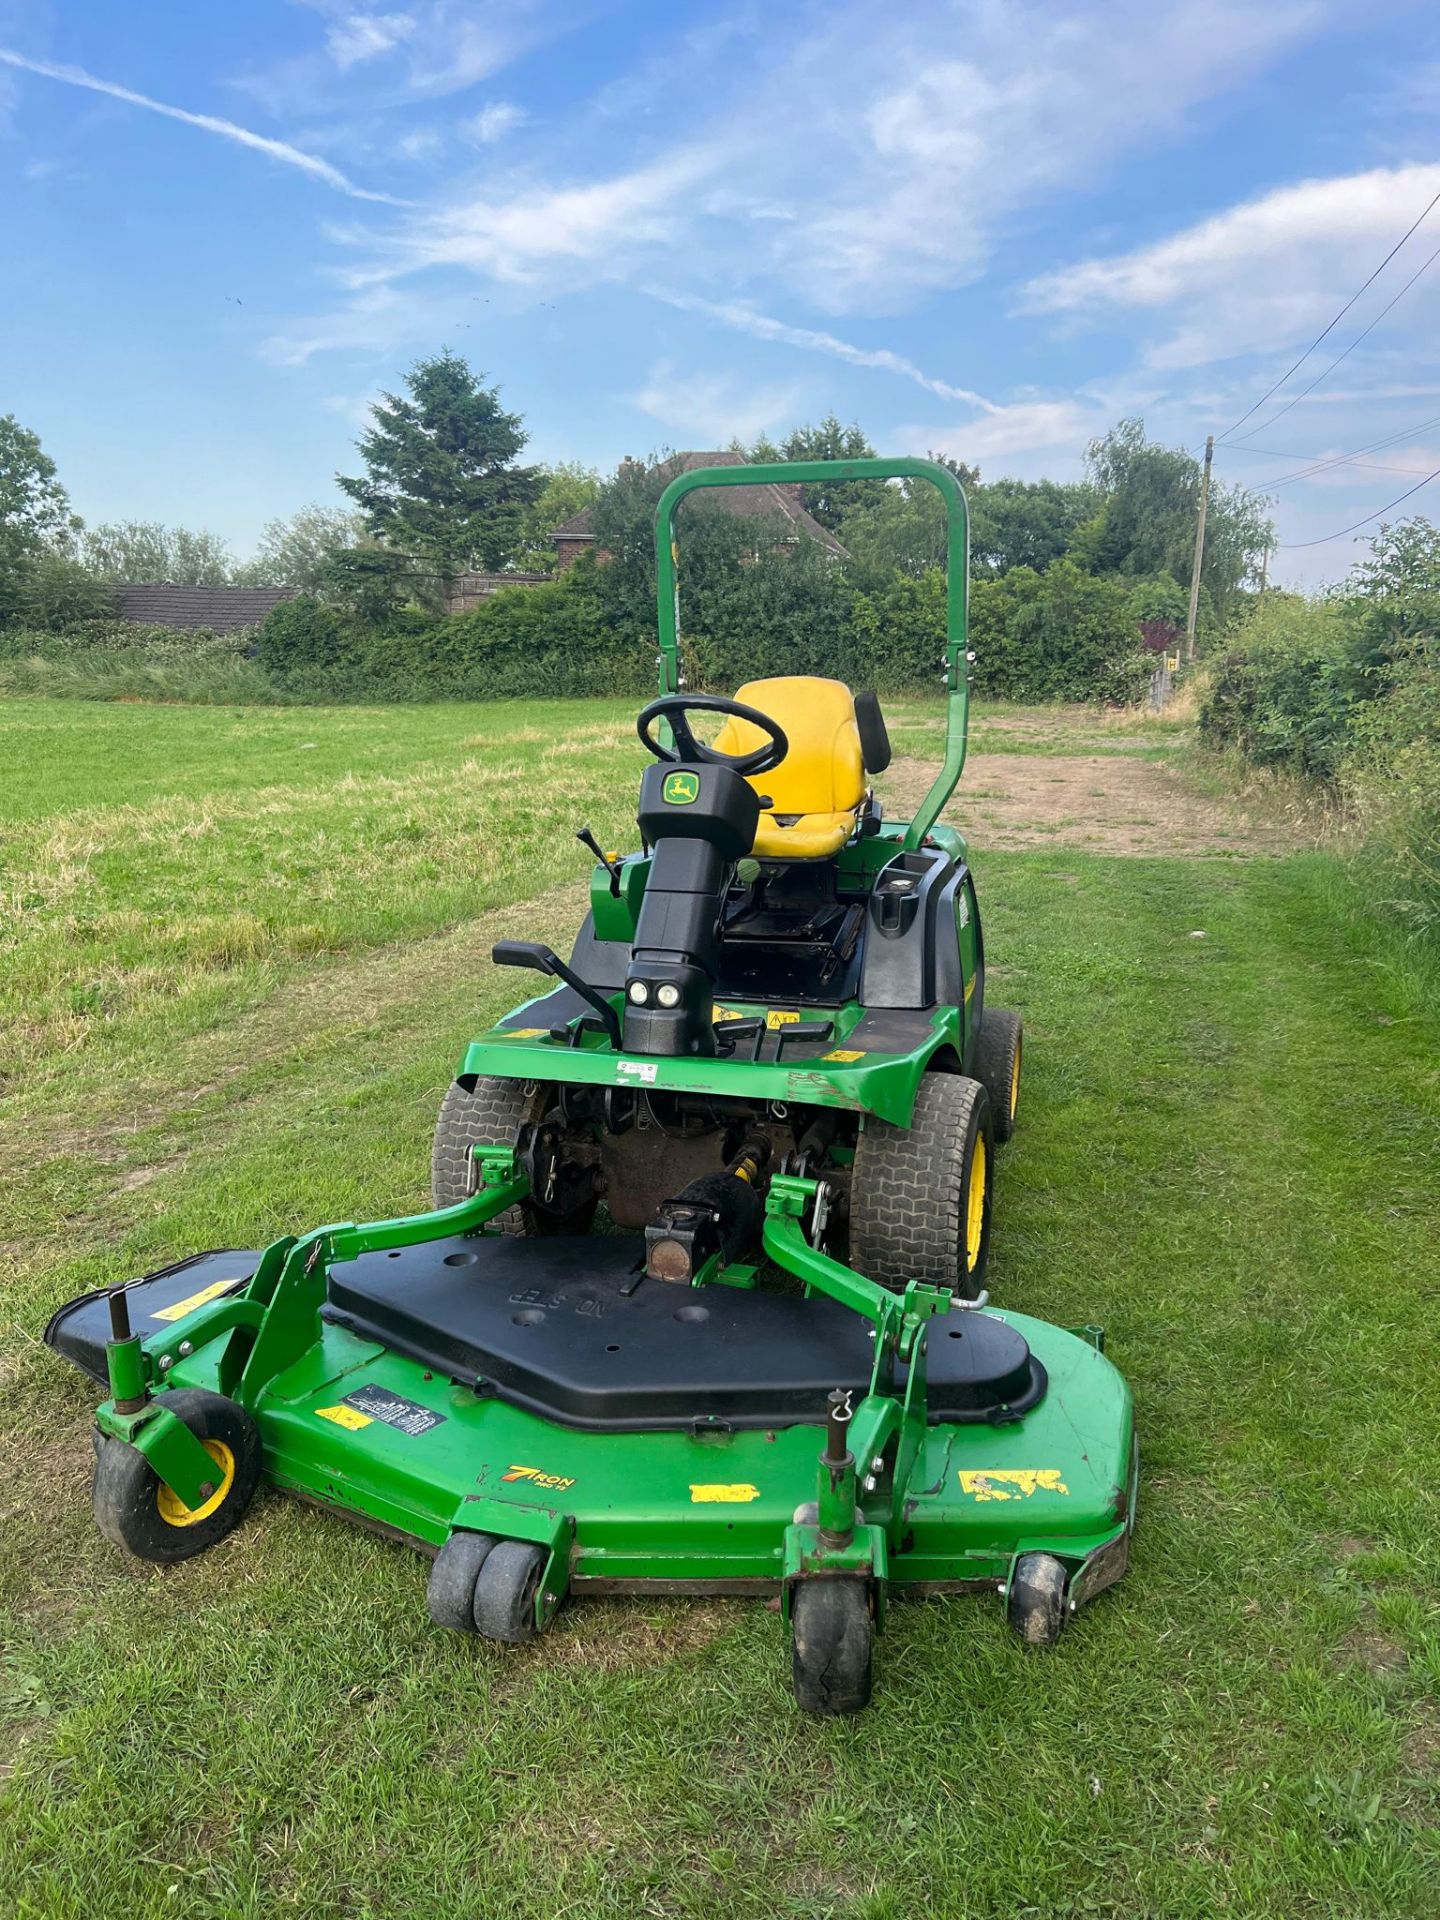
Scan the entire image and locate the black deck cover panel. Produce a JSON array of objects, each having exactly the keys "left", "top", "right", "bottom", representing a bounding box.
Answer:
[
  {"left": 45, "top": 1250, "right": 261, "bottom": 1385},
  {"left": 322, "top": 1233, "right": 1043, "bottom": 1433}
]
